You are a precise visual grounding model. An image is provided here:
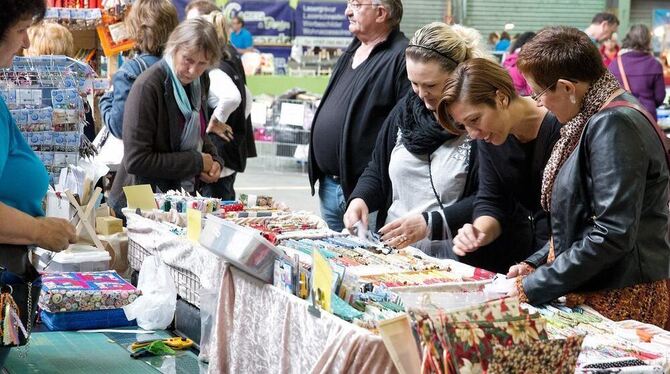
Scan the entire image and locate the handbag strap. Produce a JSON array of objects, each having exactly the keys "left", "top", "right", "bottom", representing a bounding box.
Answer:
[
  {"left": 616, "top": 55, "right": 631, "bottom": 92},
  {"left": 605, "top": 100, "right": 670, "bottom": 171}
]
